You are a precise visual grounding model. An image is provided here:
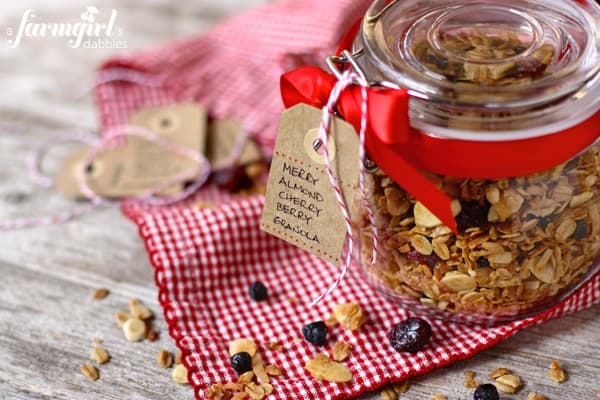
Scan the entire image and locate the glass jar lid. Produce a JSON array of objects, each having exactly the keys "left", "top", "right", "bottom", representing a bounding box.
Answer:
[{"left": 356, "top": 0, "right": 600, "bottom": 140}]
